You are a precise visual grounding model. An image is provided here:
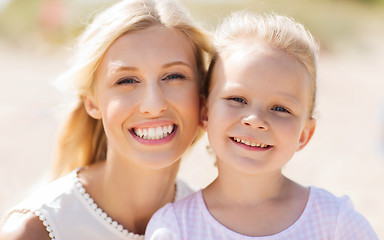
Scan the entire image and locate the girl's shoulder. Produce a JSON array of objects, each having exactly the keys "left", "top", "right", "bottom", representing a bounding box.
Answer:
[
  {"left": 309, "top": 186, "right": 351, "bottom": 204},
  {"left": 145, "top": 190, "right": 203, "bottom": 240},
  {"left": 308, "top": 186, "right": 369, "bottom": 215},
  {"left": 174, "top": 178, "right": 196, "bottom": 201},
  {"left": 307, "top": 186, "right": 378, "bottom": 239},
  {"left": 307, "top": 186, "right": 355, "bottom": 218}
]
